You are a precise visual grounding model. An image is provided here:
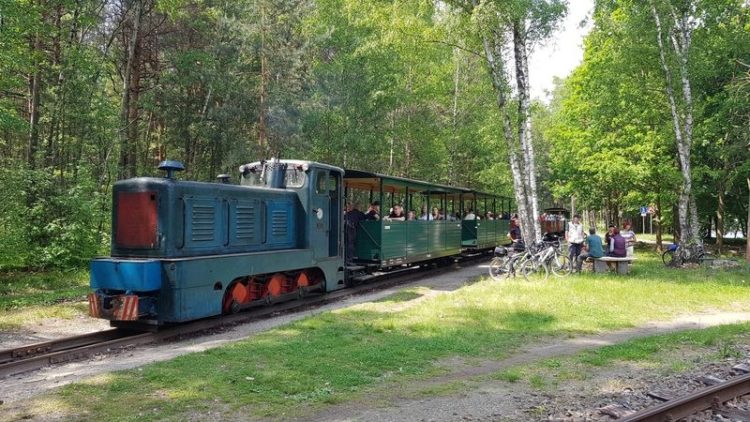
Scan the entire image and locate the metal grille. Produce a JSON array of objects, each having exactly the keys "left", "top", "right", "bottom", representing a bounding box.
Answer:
[
  {"left": 236, "top": 205, "right": 255, "bottom": 239},
  {"left": 271, "top": 210, "right": 288, "bottom": 237},
  {"left": 191, "top": 204, "right": 215, "bottom": 241}
]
